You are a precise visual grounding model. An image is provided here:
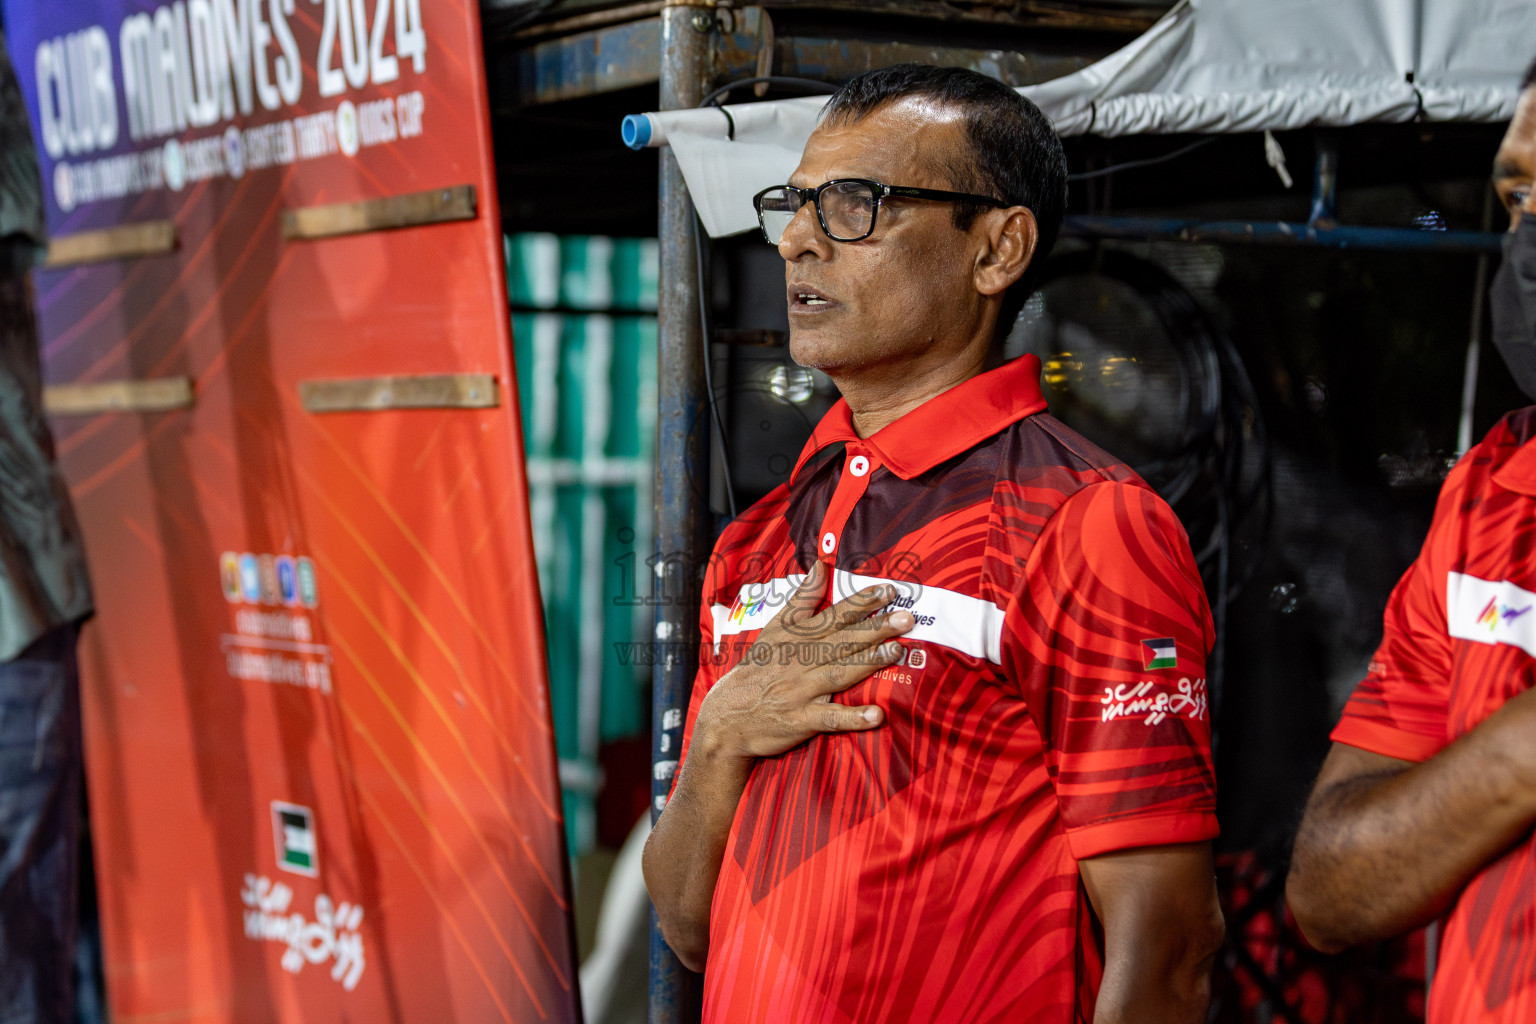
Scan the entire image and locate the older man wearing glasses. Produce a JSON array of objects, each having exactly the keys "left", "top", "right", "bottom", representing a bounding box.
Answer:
[{"left": 643, "top": 64, "right": 1225, "bottom": 1024}]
